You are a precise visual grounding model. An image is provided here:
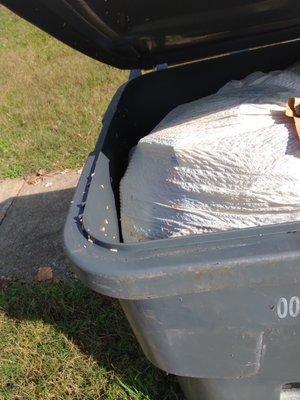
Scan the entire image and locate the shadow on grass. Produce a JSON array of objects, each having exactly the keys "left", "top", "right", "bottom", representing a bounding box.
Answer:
[{"left": 0, "top": 280, "right": 183, "bottom": 399}]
